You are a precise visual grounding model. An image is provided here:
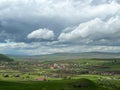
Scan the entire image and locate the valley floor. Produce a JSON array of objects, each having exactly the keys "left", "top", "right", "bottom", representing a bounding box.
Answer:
[
  {"left": 0, "top": 58, "right": 120, "bottom": 90},
  {"left": 0, "top": 74, "right": 120, "bottom": 90}
]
